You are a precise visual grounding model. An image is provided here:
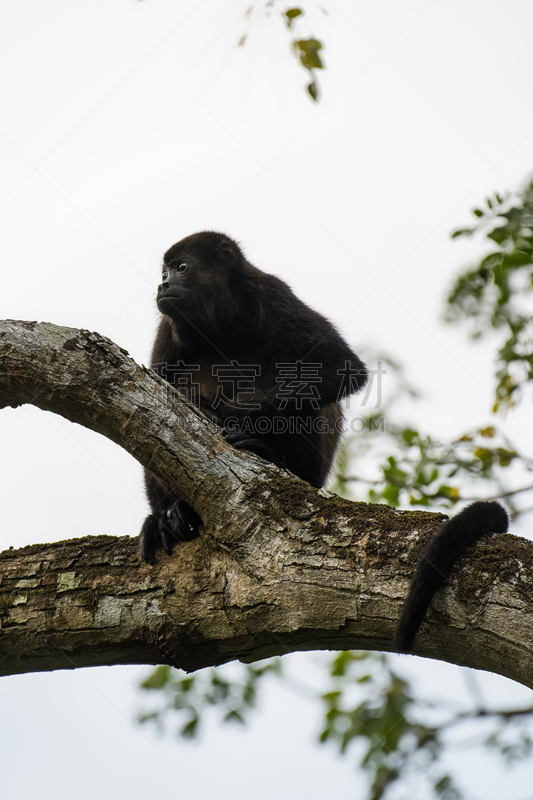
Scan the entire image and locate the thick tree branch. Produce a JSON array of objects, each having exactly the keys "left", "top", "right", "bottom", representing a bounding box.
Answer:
[{"left": 1, "top": 320, "right": 533, "bottom": 689}]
